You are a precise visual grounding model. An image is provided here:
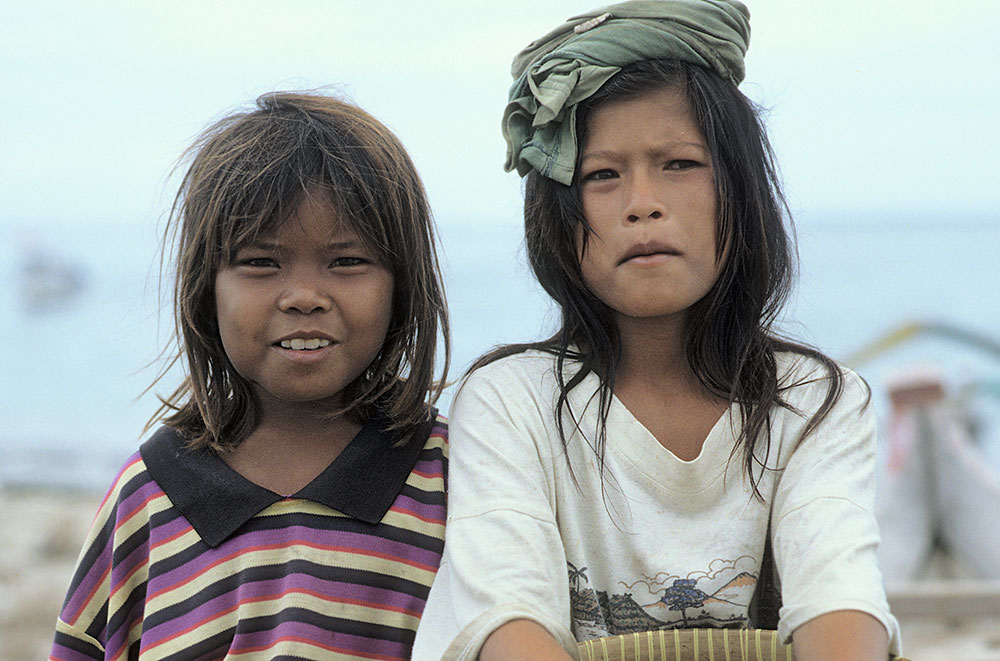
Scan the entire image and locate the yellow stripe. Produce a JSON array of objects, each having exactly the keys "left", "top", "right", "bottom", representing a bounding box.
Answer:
[
  {"left": 150, "top": 527, "right": 201, "bottom": 563},
  {"left": 228, "top": 639, "right": 398, "bottom": 659},
  {"left": 693, "top": 628, "right": 700, "bottom": 661},
  {"left": 723, "top": 628, "right": 731, "bottom": 661},
  {"left": 115, "top": 492, "right": 173, "bottom": 548},
  {"left": 147, "top": 592, "right": 420, "bottom": 657},
  {"left": 403, "top": 471, "right": 446, "bottom": 492},
  {"left": 146, "top": 544, "right": 436, "bottom": 613}
]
